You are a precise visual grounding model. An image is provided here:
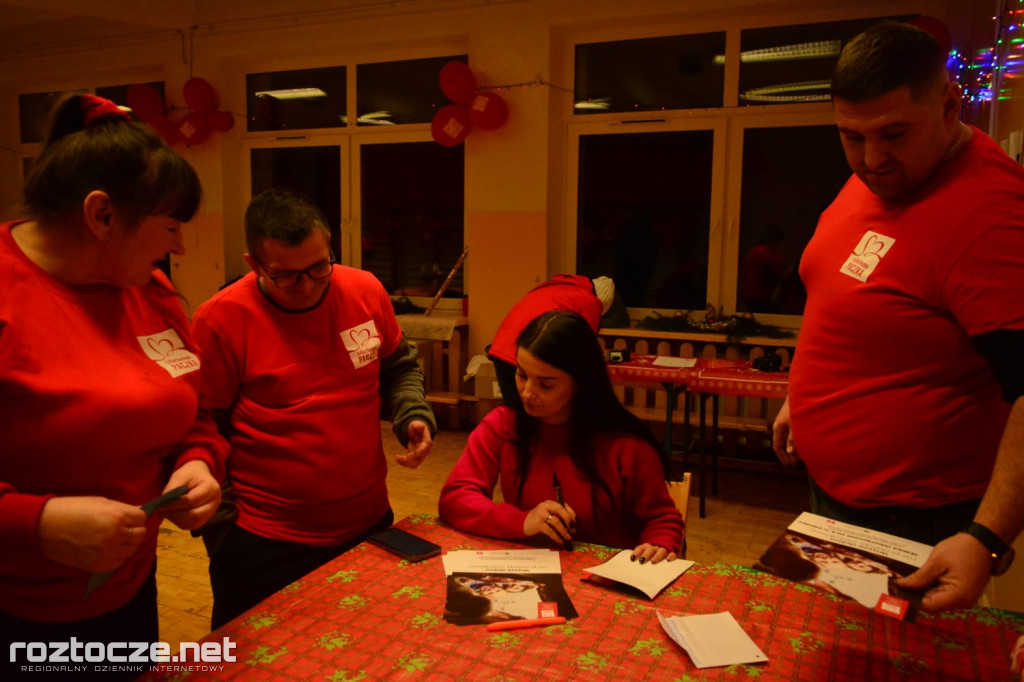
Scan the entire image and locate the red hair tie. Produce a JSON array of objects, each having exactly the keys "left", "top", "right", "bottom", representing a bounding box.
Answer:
[{"left": 81, "top": 94, "right": 130, "bottom": 127}]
